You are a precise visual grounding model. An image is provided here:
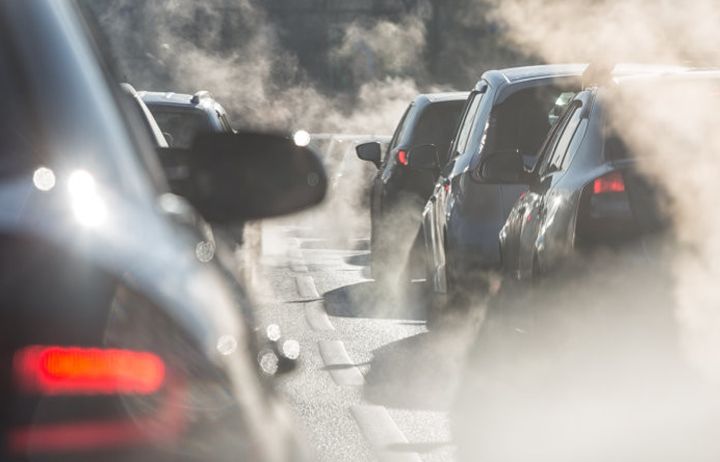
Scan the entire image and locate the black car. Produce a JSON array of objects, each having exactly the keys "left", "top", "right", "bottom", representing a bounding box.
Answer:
[
  {"left": 355, "top": 92, "right": 467, "bottom": 282},
  {"left": 0, "top": 1, "right": 325, "bottom": 461},
  {"left": 496, "top": 68, "right": 712, "bottom": 282}
]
